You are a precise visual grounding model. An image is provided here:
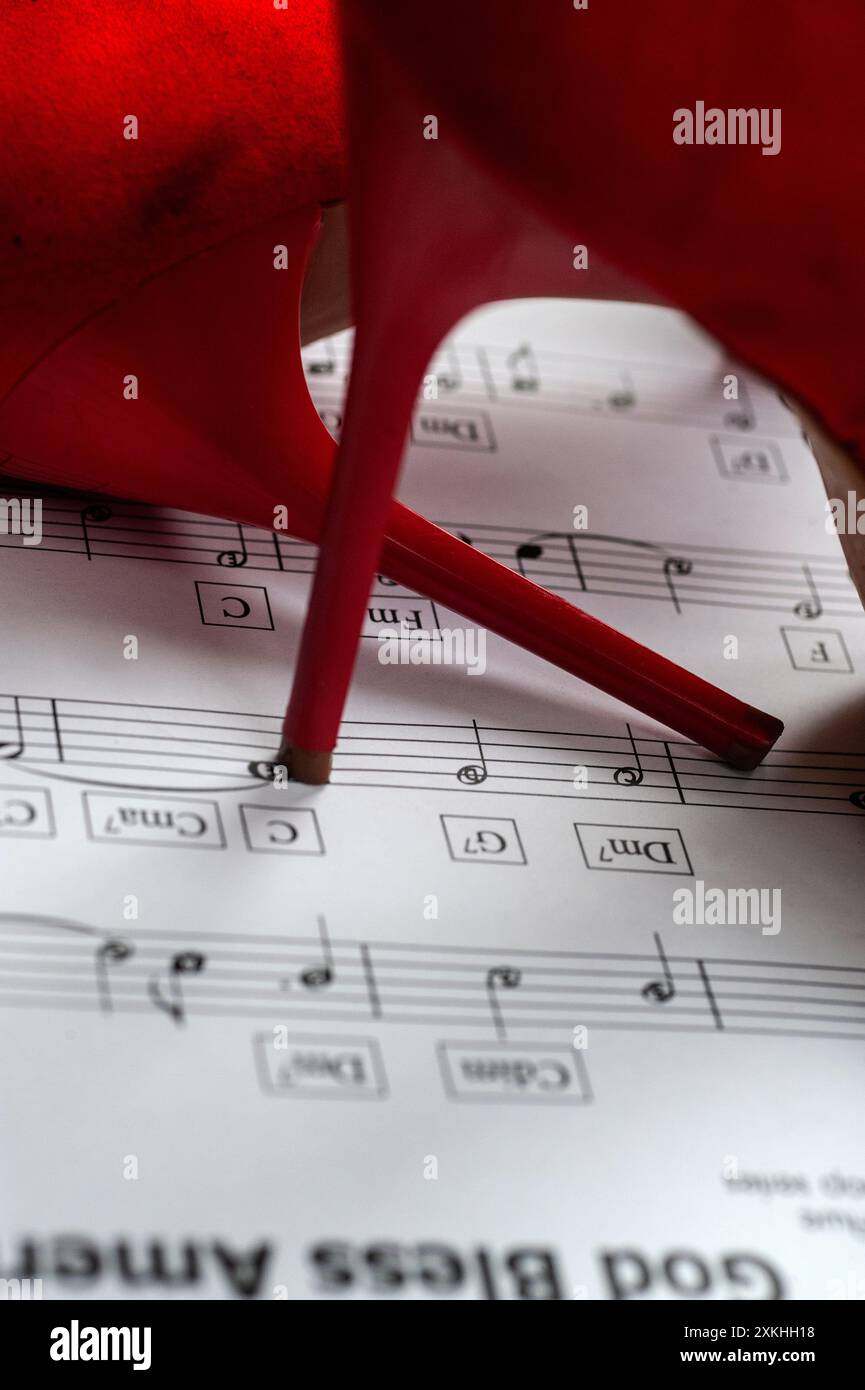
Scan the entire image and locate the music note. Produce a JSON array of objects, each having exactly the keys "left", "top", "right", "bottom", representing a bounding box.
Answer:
[
  {"left": 641, "top": 932, "right": 675, "bottom": 1004},
  {"left": 514, "top": 532, "right": 586, "bottom": 591},
  {"left": 515, "top": 539, "right": 543, "bottom": 571},
  {"left": 148, "top": 950, "right": 206, "bottom": 1024},
  {"left": 247, "top": 759, "right": 288, "bottom": 783},
  {"left": 305, "top": 338, "right": 337, "bottom": 375},
  {"left": 298, "top": 915, "right": 335, "bottom": 989},
  {"left": 457, "top": 719, "right": 488, "bottom": 786},
  {"left": 793, "top": 564, "right": 822, "bottom": 619},
  {"left": 433, "top": 344, "right": 462, "bottom": 394},
  {"left": 486, "top": 965, "right": 522, "bottom": 1039},
  {"left": 0, "top": 694, "right": 24, "bottom": 760},
  {"left": 216, "top": 523, "right": 248, "bottom": 568},
  {"left": 506, "top": 342, "right": 540, "bottom": 392},
  {"left": 608, "top": 370, "right": 635, "bottom": 410},
  {"left": 95, "top": 937, "right": 134, "bottom": 1014},
  {"left": 80, "top": 502, "right": 113, "bottom": 561},
  {"left": 723, "top": 380, "right": 755, "bottom": 430},
  {"left": 663, "top": 555, "right": 692, "bottom": 614},
  {"left": 613, "top": 723, "right": 644, "bottom": 786}
]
